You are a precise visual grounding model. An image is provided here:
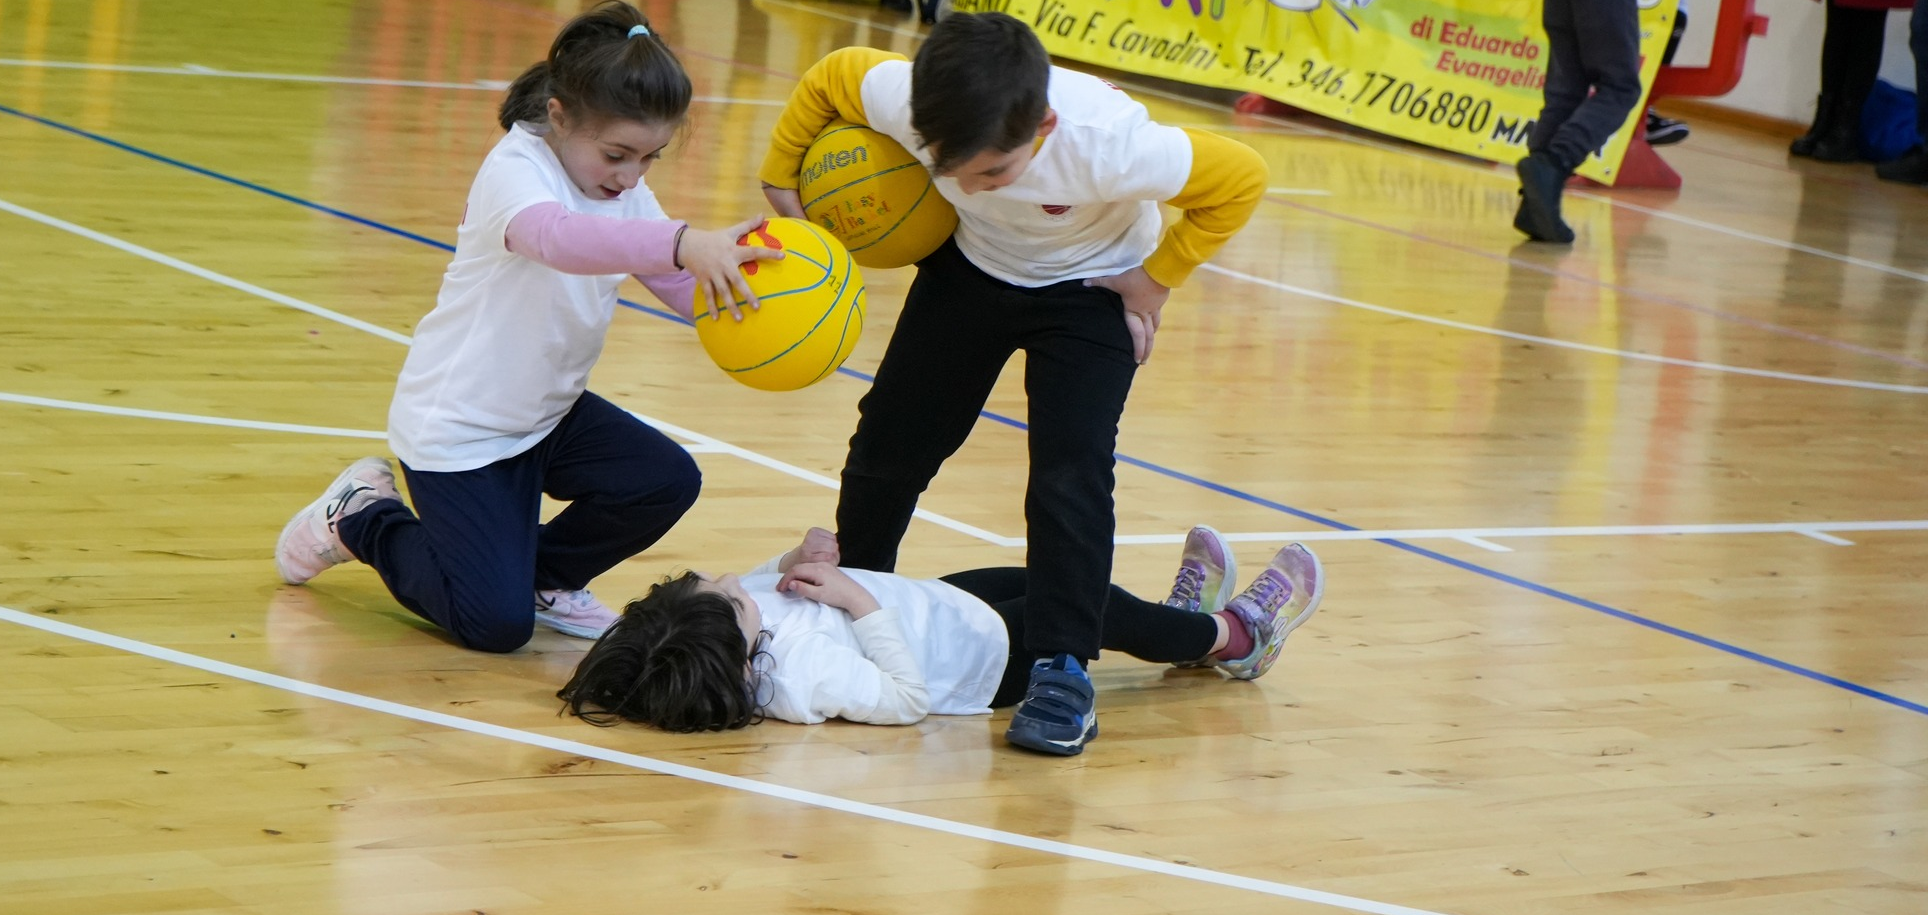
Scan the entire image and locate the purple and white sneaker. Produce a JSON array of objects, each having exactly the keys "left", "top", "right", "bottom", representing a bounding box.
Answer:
[
  {"left": 1166, "top": 525, "right": 1237, "bottom": 668},
  {"left": 1213, "top": 543, "right": 1324, "bottom": 681}
]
